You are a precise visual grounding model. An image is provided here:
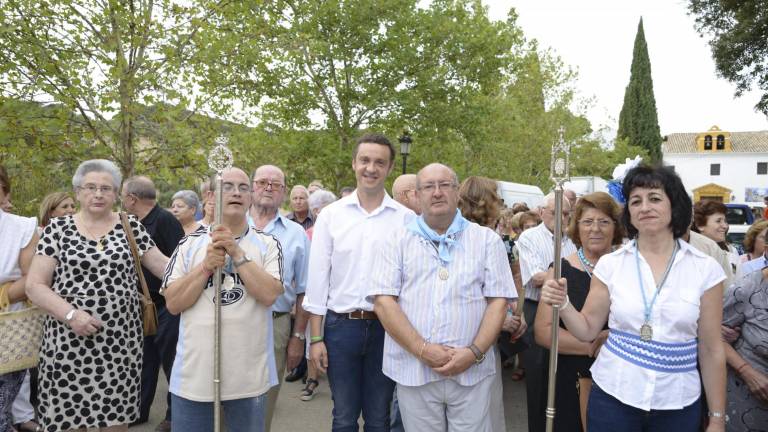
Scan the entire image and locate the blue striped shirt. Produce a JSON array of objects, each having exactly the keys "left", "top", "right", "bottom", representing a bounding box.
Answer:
[{"left": 367, "top": 222, "right": 517, "bottom": 386}]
